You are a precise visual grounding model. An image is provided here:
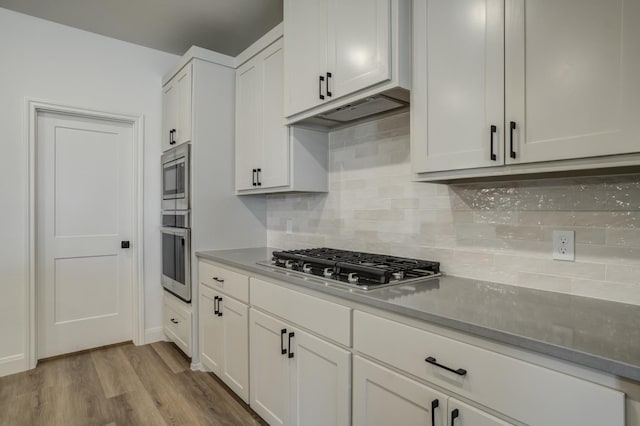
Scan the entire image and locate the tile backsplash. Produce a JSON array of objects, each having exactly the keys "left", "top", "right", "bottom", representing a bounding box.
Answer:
[{"left": 267, "top": 113, "right": 640, "bottom": 305}]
